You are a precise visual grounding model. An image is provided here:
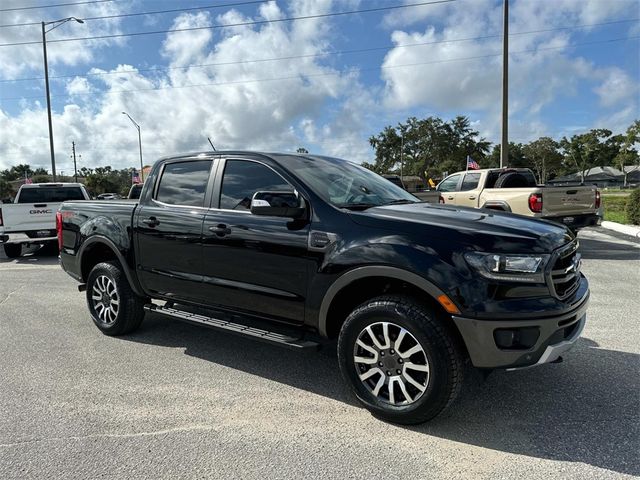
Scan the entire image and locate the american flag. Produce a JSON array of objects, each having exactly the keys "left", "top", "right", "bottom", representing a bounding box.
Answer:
[
  {"left": 132, "top": 169, "right": 141, "bottom": 184},
  {"left": 466, "top": 156, "right": 480, "bottom": 170}
]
